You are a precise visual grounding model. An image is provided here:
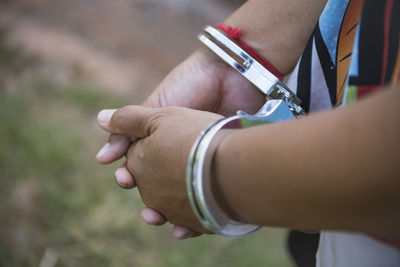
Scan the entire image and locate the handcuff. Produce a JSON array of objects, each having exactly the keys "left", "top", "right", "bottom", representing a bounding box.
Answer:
[{"left": 186, "top": 26, "right": 306, "bottom": 237}]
